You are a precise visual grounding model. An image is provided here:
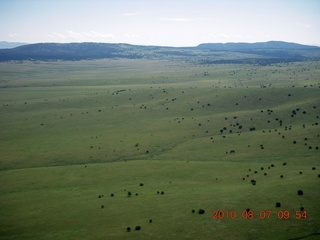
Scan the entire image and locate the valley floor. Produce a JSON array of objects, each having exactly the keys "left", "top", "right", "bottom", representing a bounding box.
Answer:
[{"left": 0, "top": 59, "right": 319, "bottom": 239}]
